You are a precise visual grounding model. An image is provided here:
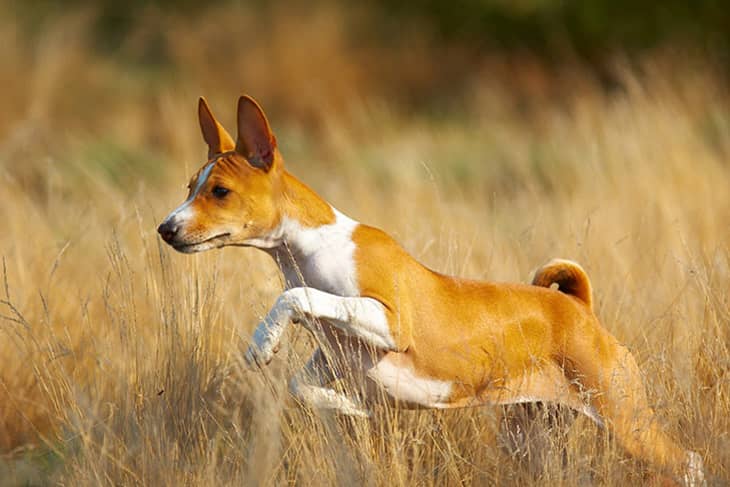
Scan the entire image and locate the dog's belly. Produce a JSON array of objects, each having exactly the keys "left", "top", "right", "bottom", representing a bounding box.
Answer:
[
  {"left": 318, "top": 322, "right": 454, "bottom": 408},
  {"left": 365, "top": 353, "right": 454, "bottom": 408}
]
